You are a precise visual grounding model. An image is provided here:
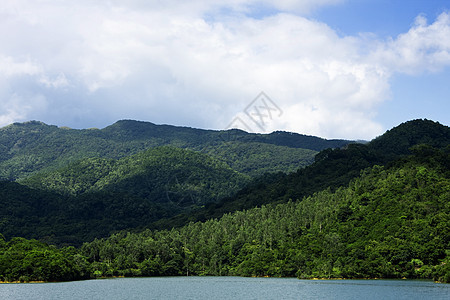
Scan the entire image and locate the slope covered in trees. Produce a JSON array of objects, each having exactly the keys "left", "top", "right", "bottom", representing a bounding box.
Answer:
[
  {"left": 0, "top": 120, "right": 348, "bottom": 180},
  {"left": 0, "top": 235, "right": 89, "bottom": 282},
  {"left": 2, "top": 146, "right": 448, "bottom": 282},
  {"left": 1, "top": 147, "right": 250, "bottom": 246},
  {"left": 0, "top": 180, "right": 168, "bottom": 246},
  {"left": 1, "top": 119, "right": 447, "bottom": 246},
  {"left": 74, "top": 147, "right": 450, "bottom": 282},
  {"left": 20, "top": 146, "right": 249, "bottom": 206},
  {"left": 162, "top": 119, "right": 449, "bottom": 226}
]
